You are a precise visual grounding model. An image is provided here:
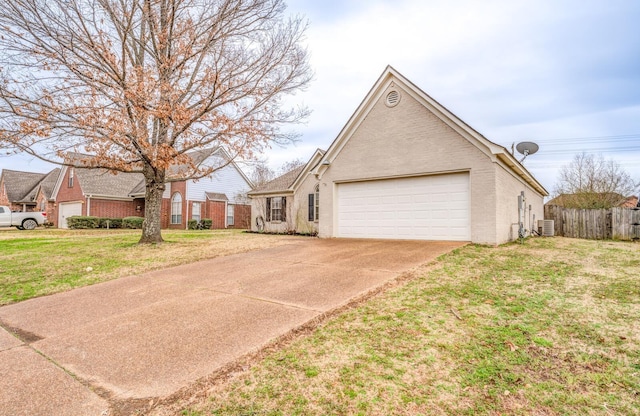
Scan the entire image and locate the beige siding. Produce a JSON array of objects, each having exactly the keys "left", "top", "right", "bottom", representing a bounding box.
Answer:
[
  {"left": 250, "top": 193, "right": 293, "bottom": 233},
  {"left": 249, "top": 173, "right": 320, "bottom": 235},
  {"left": 495, "top": 162, "right": 545, "bottom": 244},
  {"left": 319, "top": 84, "right": 497, "bottom": 244},
  {"left": 292, "top": 172, "right": 320, "bottom": 234}
]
